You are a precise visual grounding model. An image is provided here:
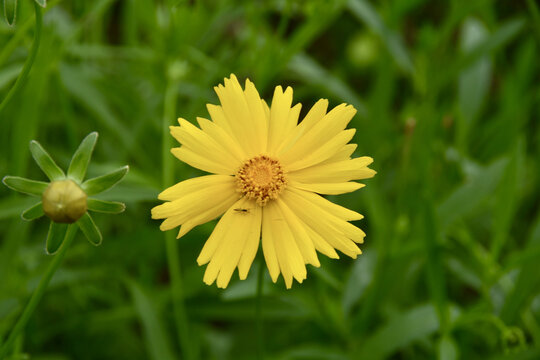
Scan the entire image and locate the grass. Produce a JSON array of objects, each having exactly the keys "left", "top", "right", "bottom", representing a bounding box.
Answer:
[{"left": 1, "top": 0, "right": 539, "bottom": 359}]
